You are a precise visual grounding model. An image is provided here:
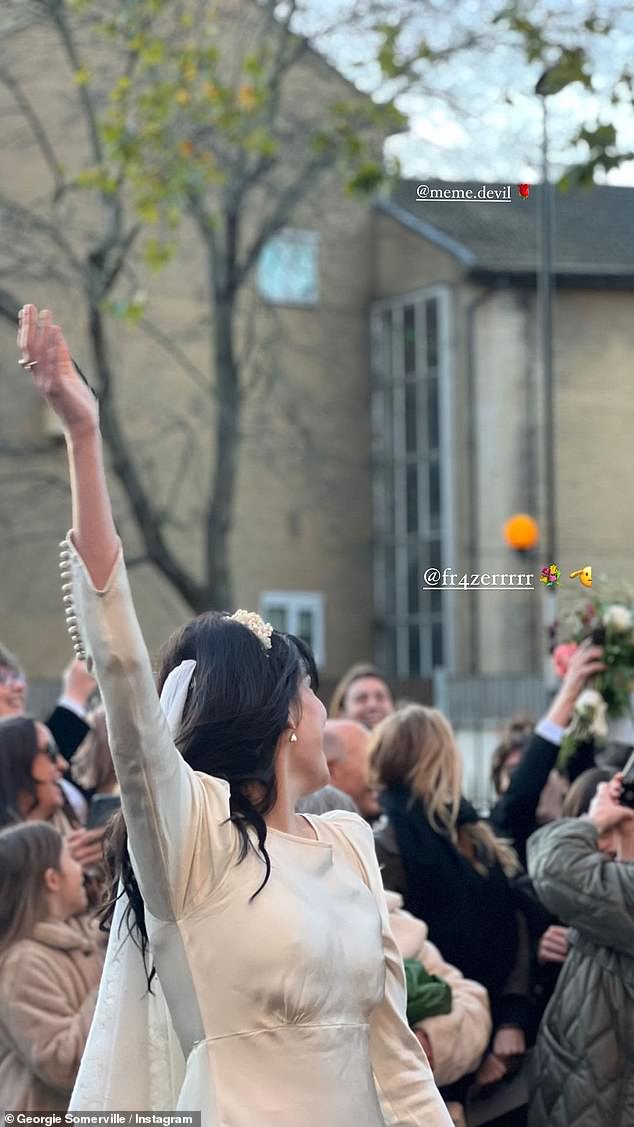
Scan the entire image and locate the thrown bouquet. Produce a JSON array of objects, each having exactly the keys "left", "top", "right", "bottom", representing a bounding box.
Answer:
[{"left": 552, "top": 597, "right": 634, "bottom": 771}]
